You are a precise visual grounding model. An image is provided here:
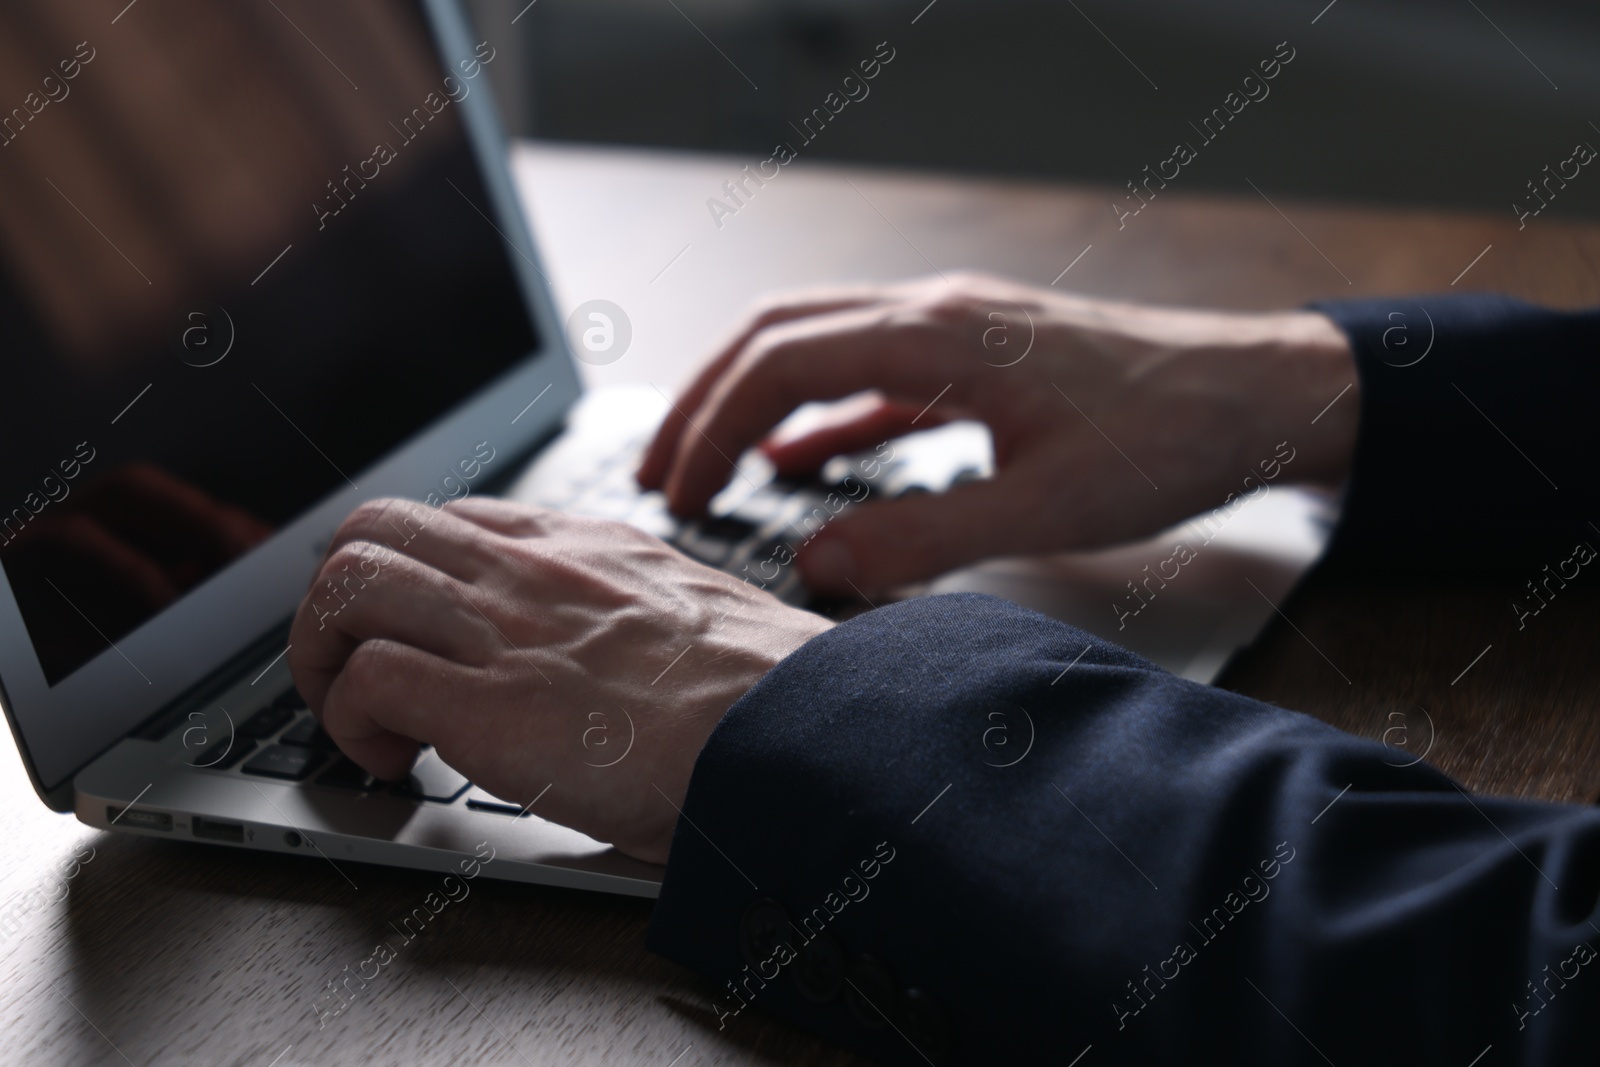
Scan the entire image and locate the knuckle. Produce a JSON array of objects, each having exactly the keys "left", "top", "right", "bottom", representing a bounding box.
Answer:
[
  {"left": 750, "top": 298, "right": 793, "bottom": 326},
  {"left": 347, "top": 502, "right": 416, "bottom": 534},
  {"left": 730, "top": 329, "right": 800, "bottom": 387},
  {"left": 343, "top": 497, "right": 400, "bottom": 528},
  {"left": 745, "top": 324, "right": 800, "bottom": 362},
  {"left": 945, "top": 269, "right": 991, "bottom": 290},
  {"left": 883, "top": 301, "right": 947, "bottom": 343},
  {"left": 926, "top": 287, "right": 987, "bottom": 322},
  {"left": 337, "top": 498, "right": 406, "bottom": 545},
  {"left": 323, "top": 542, "right": 380, "bottom": 578},
  {"left": 747, "top": 291, "right": 809, "bottom": 329},
  {"left": 341, "top": 642, "right": 393, "bottom": 695}
]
